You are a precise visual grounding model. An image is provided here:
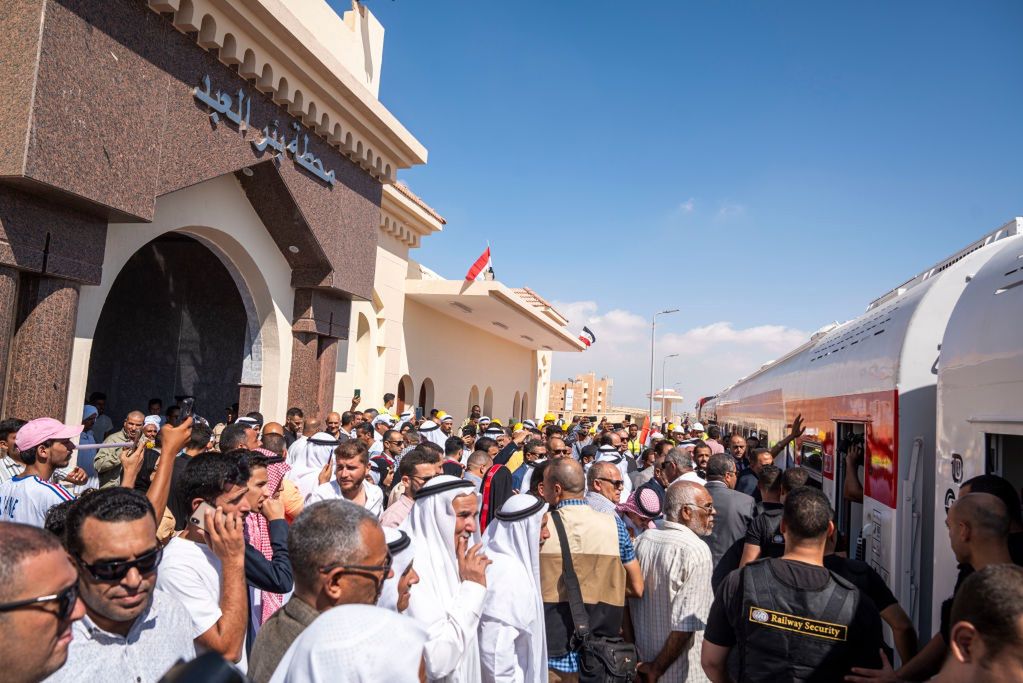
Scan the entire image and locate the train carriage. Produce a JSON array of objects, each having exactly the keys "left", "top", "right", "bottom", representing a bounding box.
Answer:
[{"left": 700, "top": 218, "right": 1022, "bottom": 646}]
